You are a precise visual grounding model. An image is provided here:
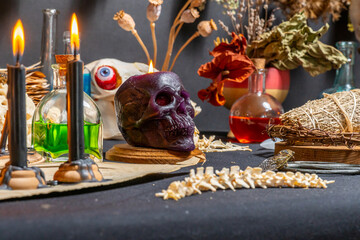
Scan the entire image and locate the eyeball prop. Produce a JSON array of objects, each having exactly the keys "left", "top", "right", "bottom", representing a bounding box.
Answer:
[{"left": 95, "top": 66, "right": 118, "bottom": 90}]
